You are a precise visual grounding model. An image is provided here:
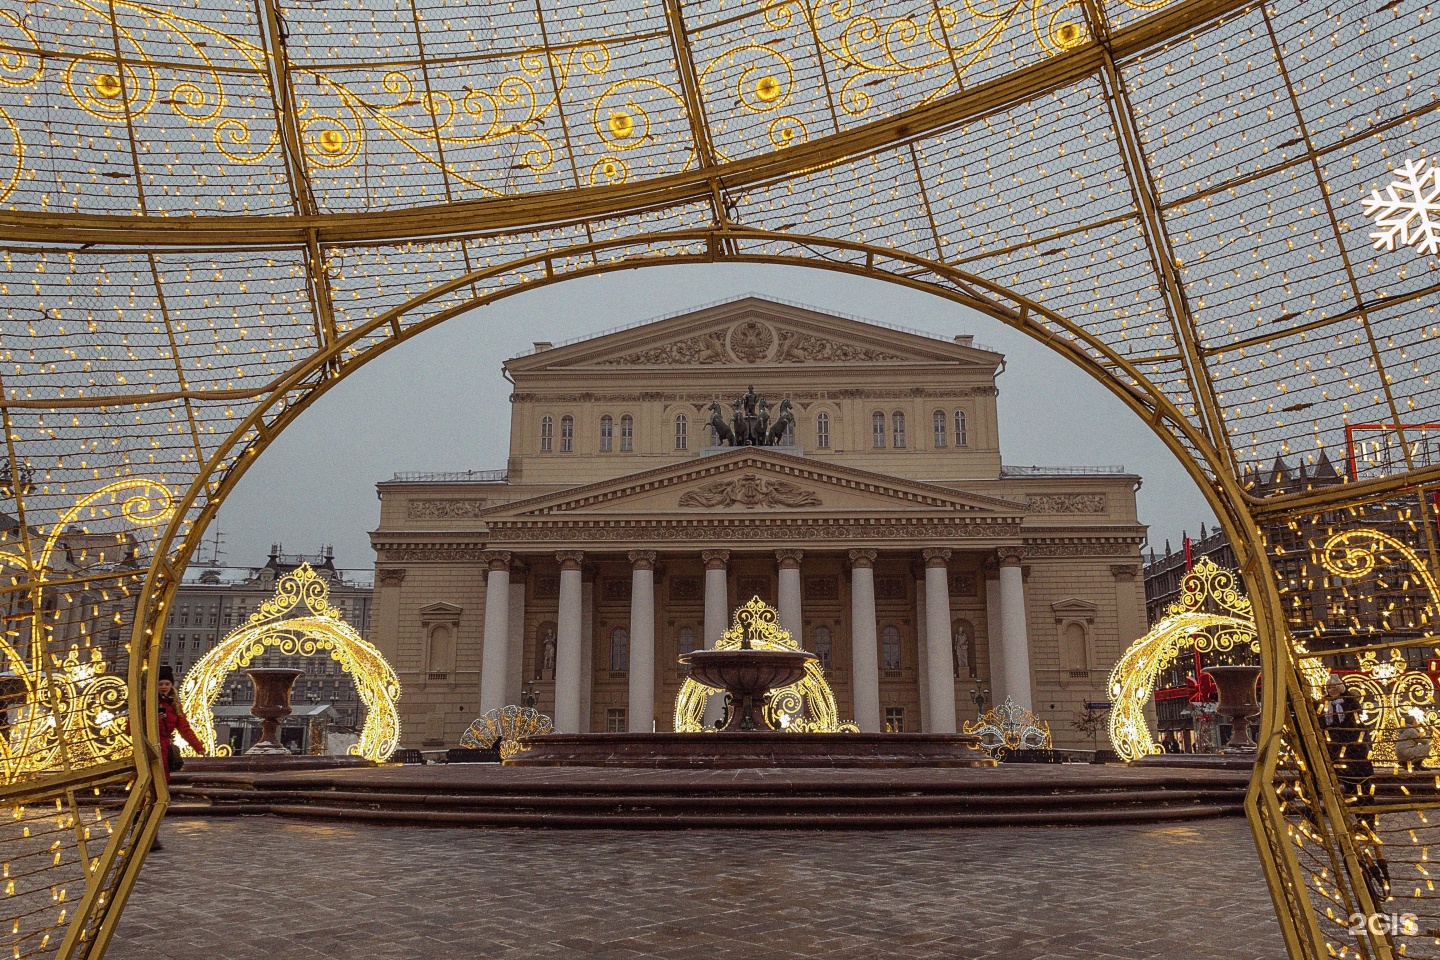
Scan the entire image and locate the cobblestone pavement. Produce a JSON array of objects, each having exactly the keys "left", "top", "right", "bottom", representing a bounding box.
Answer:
[{"left": 111, "top": 817, "right": 1283, "bottom": 960}]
